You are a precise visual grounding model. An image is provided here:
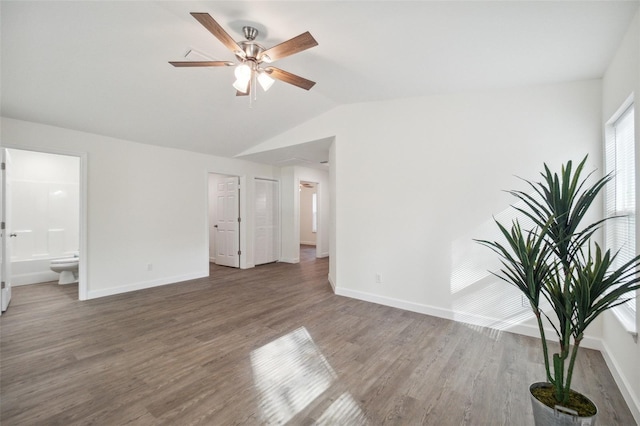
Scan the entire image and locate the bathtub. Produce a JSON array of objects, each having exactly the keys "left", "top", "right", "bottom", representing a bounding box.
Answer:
[{"left": 11, "top": 257, "right": 74, "bottom": 286}]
